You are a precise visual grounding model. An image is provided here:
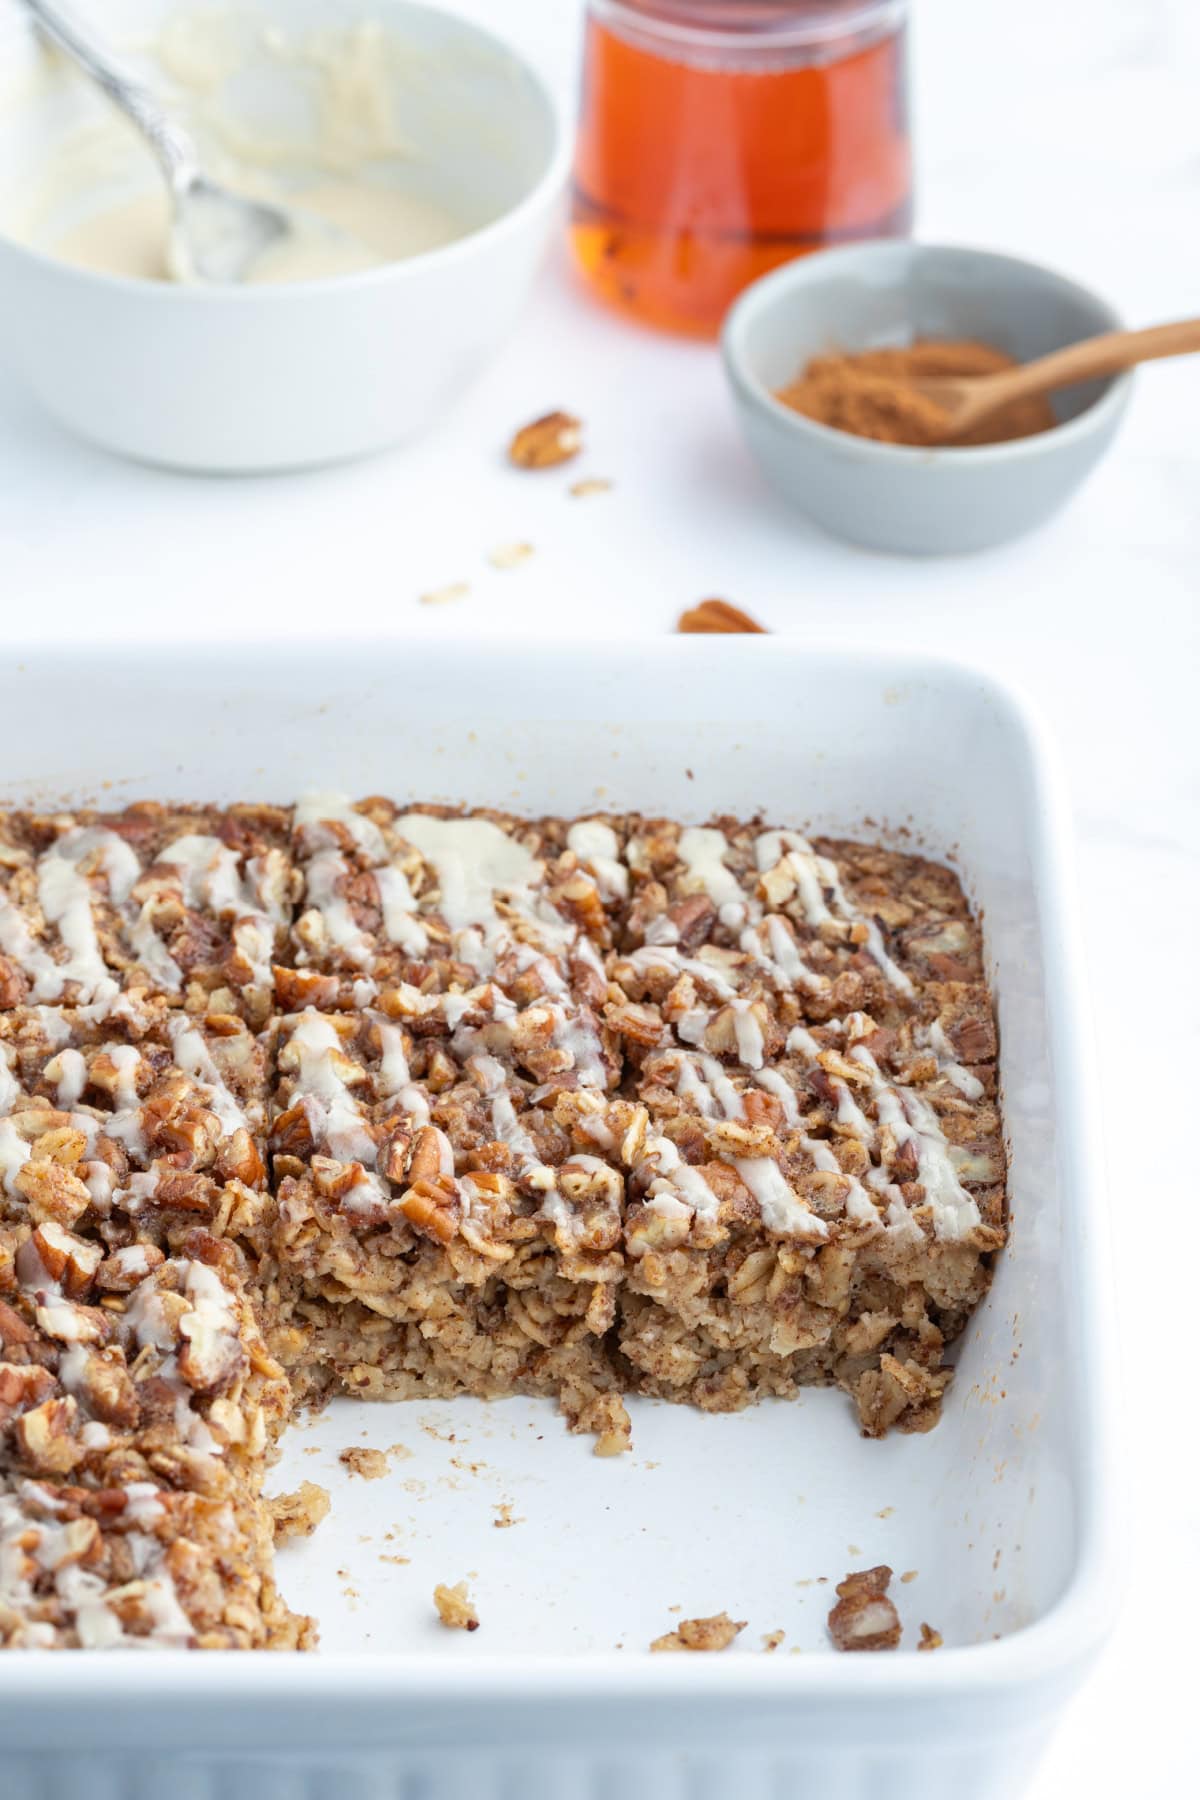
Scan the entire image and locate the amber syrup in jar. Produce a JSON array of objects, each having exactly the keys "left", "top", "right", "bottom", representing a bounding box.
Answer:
[{"left": 571, "top": 0, "right": 912, "bottom": 337}]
